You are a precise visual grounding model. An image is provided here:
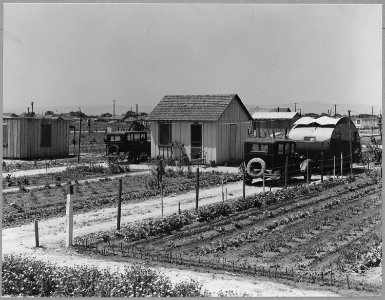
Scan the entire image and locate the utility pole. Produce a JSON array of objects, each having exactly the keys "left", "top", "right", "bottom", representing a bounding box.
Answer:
[
  {"left": 348, "top": 110, "right": 353, "bottom": 176},
  {"left": 113, "top": 100, "right": 116, "bottom": 119},
  {"left": 334, "top": 104, "right": 337, "bottom": 117},
  {"left": 78, "top": 107, "right": 82, "bottom": 163},
  {"left": 372, "top": 106, "right": 373, "bottom": 116},
  {"left": 30, "top": 102, "right": 34, "bottom": 116},
  {"left": 294, "top": 102, "right": 298, "bottom": 112}
]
